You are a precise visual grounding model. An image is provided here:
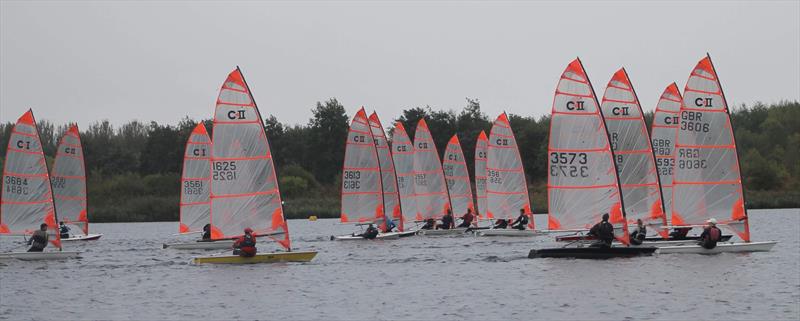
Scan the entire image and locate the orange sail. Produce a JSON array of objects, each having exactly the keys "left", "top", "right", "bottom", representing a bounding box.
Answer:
[
  {"left": 368, "top": 112, "right": 403, "bottom": 231},
  {"left": 179, "top": 123, "right": 211, "bottom": 234},
  {"left": 52, "top": 124, "right": 90, "bottom": 235},
  {"left": 651, "top": 83, "right": 682, "bottom": 226},
  {"left": 340, "top": 108, "right": 385, "bottom": 226},
  {"left": 443, "top": 135, "right": 475, "bottom": 219}
]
